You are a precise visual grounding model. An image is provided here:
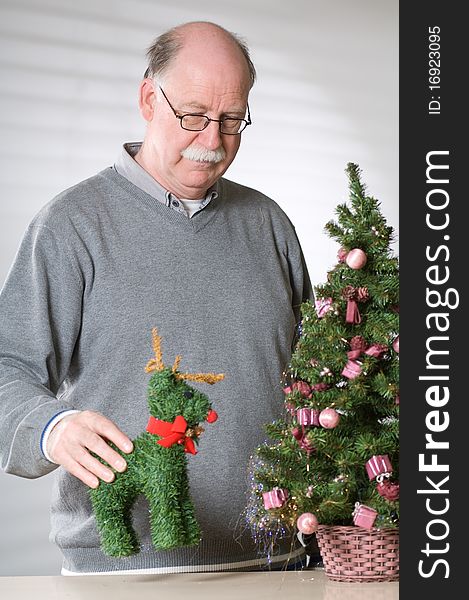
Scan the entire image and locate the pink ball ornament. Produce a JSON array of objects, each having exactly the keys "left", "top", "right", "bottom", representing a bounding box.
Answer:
[
  {"left": 346, "top": 248, "right": 367, "bottom": 270},
  {"left": 296, "top": 512, "right": 319, "bottom": 535},
  {"left": 319, "top": 408, "right": 340, "bottom": 429},
  {"left": 393, "top": 335, "right": 399, "bottom": 353}
]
